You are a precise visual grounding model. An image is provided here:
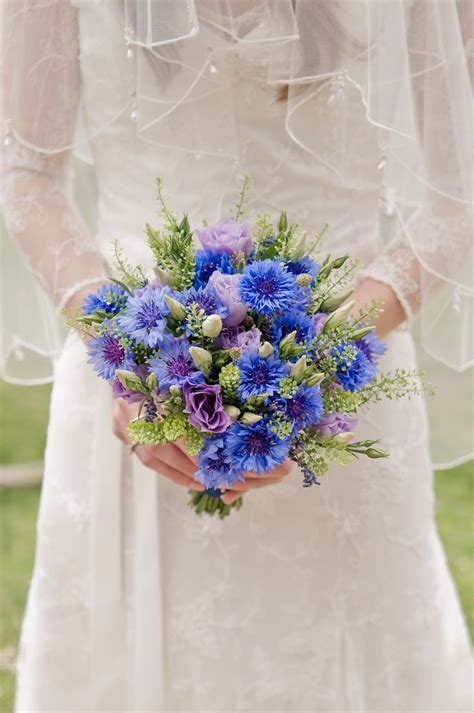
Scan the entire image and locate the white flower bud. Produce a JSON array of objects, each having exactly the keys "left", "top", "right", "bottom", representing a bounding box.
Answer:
[
  {"left": 115, "top": 369, "right": 147, "bottom": 393},
  {"left": 189, "top": 346, "right": 213, "bottom": 372},
  {"left": 154, "top": 266, "right": 172, "bottom": 285},
  {"left": 146, "top": 372, "right": 158, "bottom": 391},
  {"left": 164, "top": 294, "right": 186, "bottom": 321},
  {"left": 350, "top": 325, "right": 376, "bottom": 340},
  {"left": 320, "top": 287, "right": 354, "bottom": 312},
  {"left": 240, "top": 412, "right": 263, "bottom": 425},
  {"left": 169, "top": 384, "right": 181, "bottom": 396},
  {"left": 224, "top": 405, "right": 241, "bottom": 422},
  {"left": 288, "top": 231, "right": 308, "bottom": 260},
  {"left": 322, "top": 300, "right": 356, "bottom": 333},
  {"left": 202, "top": 314, "right": 223, "bottom": 338},
  {"left": 258, "top": 341, "right": 274, "bottom": 358},
  {"left": 279, "top": 330, "right": 297, "bottom": 348},
  {"left": 304, "top": 372, "right": 325, "bottom": 387},
  {"left": 290, "top": 355, "right": 307, "bottom": 381},
  {"left": 333, "top": 432, "right": 354, "bottom": 446},
  {"left": 295, "top": 273, "right": 313, "bottom": 287}
]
